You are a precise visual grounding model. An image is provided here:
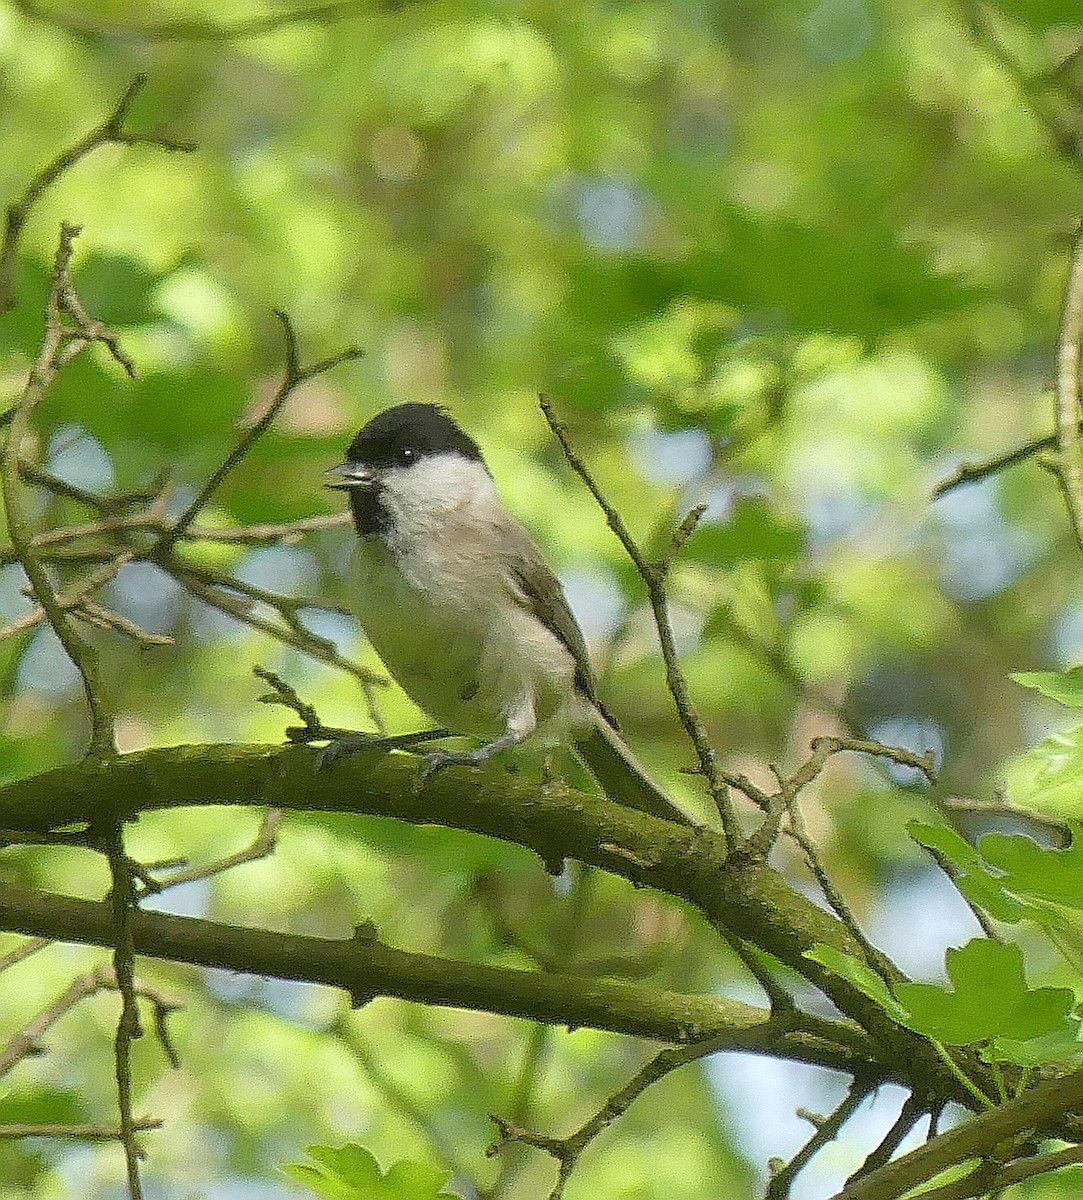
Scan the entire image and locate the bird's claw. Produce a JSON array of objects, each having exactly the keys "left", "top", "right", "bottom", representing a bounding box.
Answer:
[
  {"left": 315, "top": 734, "right": 383, "bottom": 771},
  {"left": 414, "top": 747, "right": 480, "bottom": 789}
]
